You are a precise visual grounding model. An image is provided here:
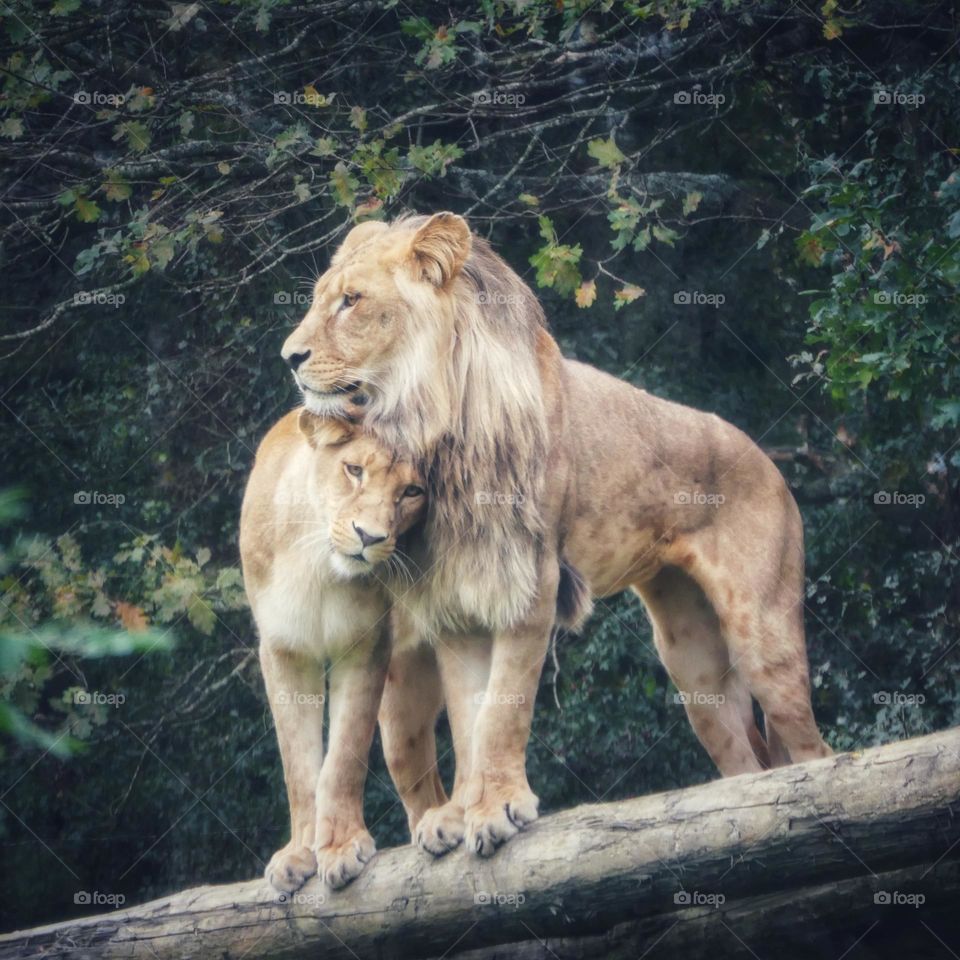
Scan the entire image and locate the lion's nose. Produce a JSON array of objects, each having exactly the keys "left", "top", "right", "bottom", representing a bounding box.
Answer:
[
  {"left": 353, "top": 523, "right": 386, "bottom": 548},
  {"left": 284, "top": 348, "right": 311, "bottom": 371}
]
